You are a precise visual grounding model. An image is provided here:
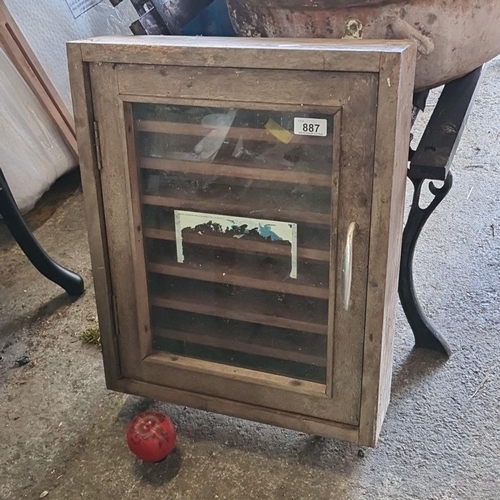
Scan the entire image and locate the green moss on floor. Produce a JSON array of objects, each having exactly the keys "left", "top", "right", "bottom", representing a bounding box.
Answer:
[{"left": 78, "top": 326, "right": 101, "bottom": 349}]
